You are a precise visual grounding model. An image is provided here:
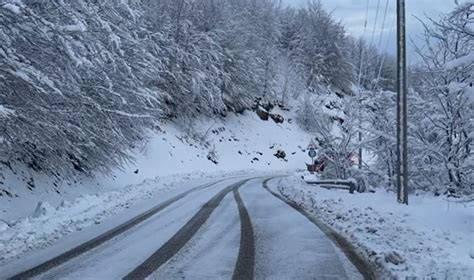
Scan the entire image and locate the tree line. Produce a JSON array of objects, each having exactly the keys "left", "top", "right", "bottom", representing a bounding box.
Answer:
[{"left": 0, "top": 0, "right": 471, "bottom": 196}]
